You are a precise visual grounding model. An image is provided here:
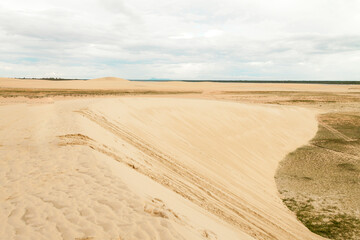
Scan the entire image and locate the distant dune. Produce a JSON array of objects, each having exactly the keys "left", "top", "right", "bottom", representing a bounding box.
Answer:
[
  {"left": 89, "top": 77, "right": 130, "bottom": 82},
  {"left": 1, "top": 77, "right": 358, "bottom": 92}
]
